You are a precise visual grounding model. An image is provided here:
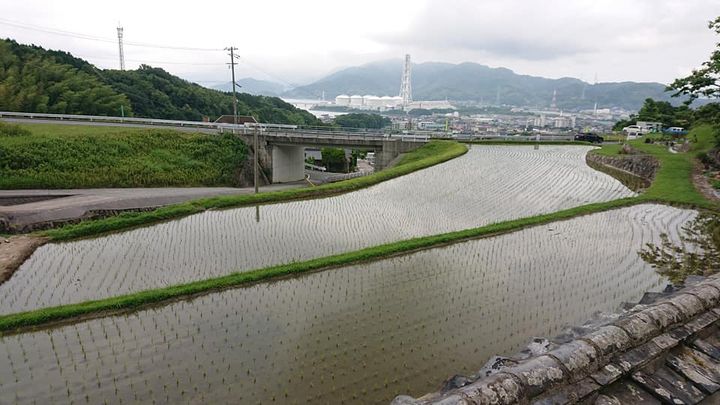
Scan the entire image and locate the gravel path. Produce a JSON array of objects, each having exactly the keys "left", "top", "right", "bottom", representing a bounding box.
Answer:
[{"left": 0, "top": 184, "right": 302, "bottom": 232}]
